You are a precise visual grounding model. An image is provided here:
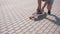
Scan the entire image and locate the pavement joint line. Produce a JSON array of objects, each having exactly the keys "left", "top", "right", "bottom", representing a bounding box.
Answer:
[
  {"left": 53, "top": 26, "right": 58, "bottom": 34},
  {"left": 35, "top": 15, "right": 50, "bottom": 33},
  {"left": 46, "top": 24, "right": 56, "bottom": 34},
  {"left": 12, "top": 20, "right": 38, "bottom": 34},
  {"left": 23, "top": 19, "right": 47, "bottom": 34},
  {"left": 40, "top": 22, "right": 52, "bottom": 34},
  {"left": 0, "top": 0, "right": 60, "bottom": 34},
  {"left": 19, "top": 20, "right": 43, "bottom": 32}
]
